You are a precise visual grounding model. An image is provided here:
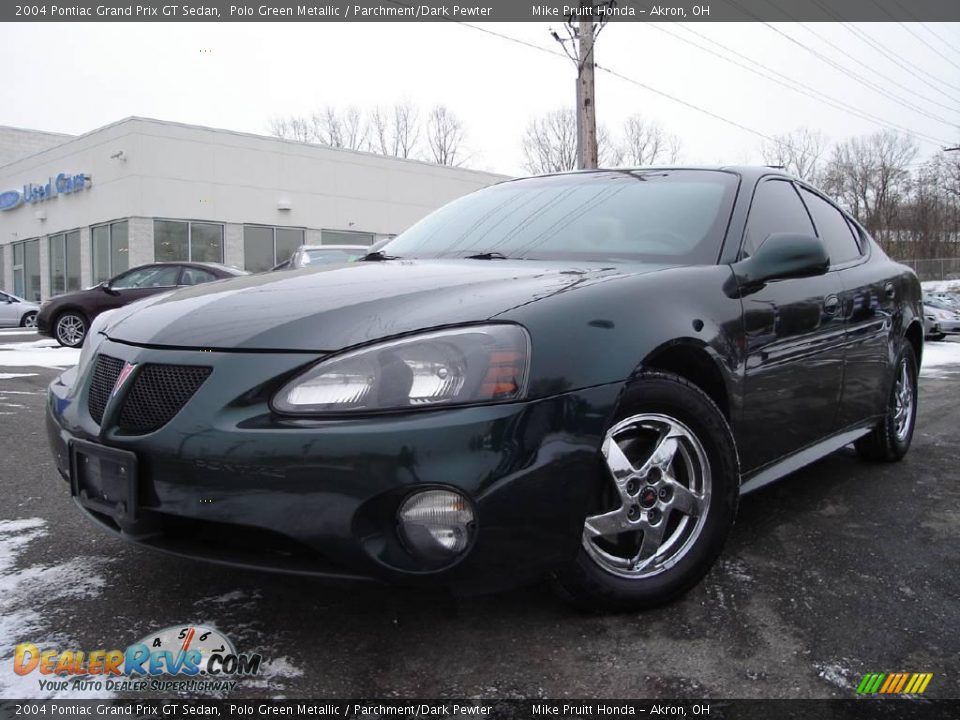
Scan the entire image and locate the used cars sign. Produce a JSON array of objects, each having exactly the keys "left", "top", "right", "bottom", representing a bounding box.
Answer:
[{"left": 0, "top": 172, "right": 90, "bottom": 211}]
